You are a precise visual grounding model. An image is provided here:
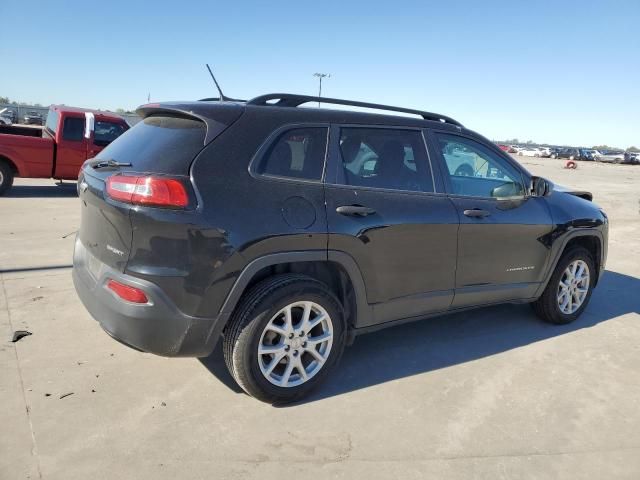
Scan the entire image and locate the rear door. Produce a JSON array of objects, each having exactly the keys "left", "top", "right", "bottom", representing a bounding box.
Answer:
[
  {"left": 428, "top": 131, "right": 553, "bottom": 307},
  {"left": 325, "top": 125, "right": 459, "bottom": 327}
]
